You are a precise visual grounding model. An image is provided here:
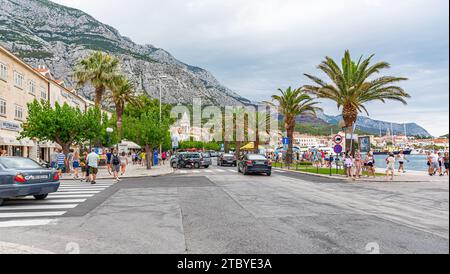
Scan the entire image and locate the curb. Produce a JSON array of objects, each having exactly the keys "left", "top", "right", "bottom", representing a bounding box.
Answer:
[
  {"left": 60, "top": 169, "right": 175, "bottom": 181},
  {"left": 0, "top": 242, "right": 54, "bottom": 254},
  {"left": 273, "top": 168, "right": 444, "bottom": 183}
]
